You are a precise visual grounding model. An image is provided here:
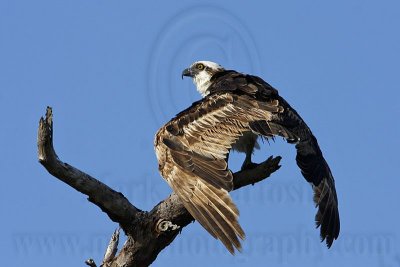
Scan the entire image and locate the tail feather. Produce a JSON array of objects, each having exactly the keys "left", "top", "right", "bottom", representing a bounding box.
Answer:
[
  {"left": 191, "top": 192, "right": 241, "bottom": 252},
  {"left": 179, "top": 180, "right": 245, "bottom": 254}
]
